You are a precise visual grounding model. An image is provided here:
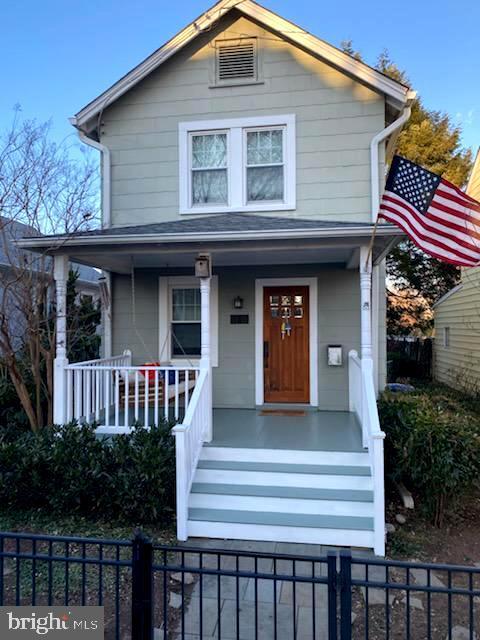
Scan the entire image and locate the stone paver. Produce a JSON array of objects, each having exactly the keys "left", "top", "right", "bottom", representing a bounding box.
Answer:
[
  {"left": 168, "top": 539, "right": 374, "bottom": 639},
  {"left": 220, "top": 599, "right": 296, "bottom": 640},
  {"left": 243, "top": 577, "right": 283, "bottom": 603},
  {"left": 191, "top": 573, "right": 249, "bottom": 601},
  {"left": 410, "top": 567, "right": 446, "bottom": 588},
  {"left": 296, "top": 606, "right": 329, "bottom": 640},
  {"left": 449, "top": 626, "right": 478, "bottom": 640}
]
